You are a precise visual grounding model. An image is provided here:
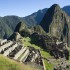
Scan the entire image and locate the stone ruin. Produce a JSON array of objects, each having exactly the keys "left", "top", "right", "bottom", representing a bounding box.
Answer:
[
  {"left": 40, "top": 35, "right": 69, "bottom": 60},
  {"left": 0, "top": 39, "right": 44, "bottom": 70},
  {"left": 25, "top": 47, "right": 43, "bottom": 65}
]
